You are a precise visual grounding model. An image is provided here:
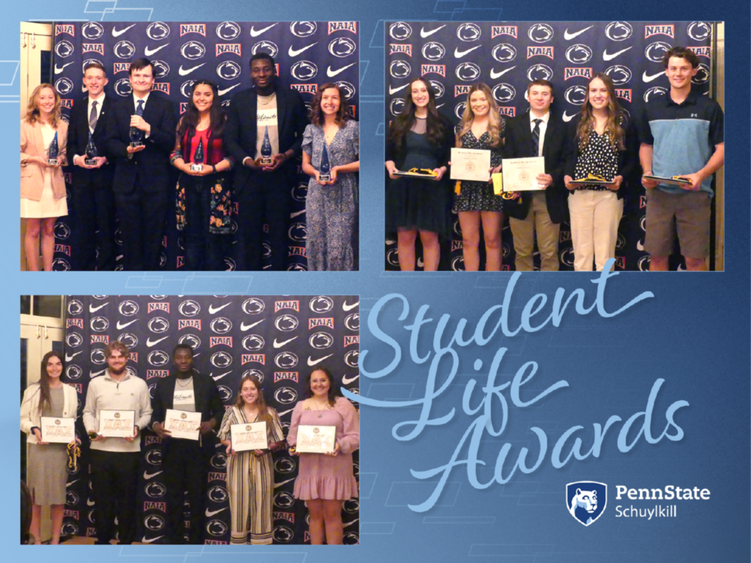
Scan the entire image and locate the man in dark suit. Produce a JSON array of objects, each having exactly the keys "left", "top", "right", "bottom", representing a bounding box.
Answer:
[
  {"left": 151, "top": 344, "right": 224, "bottom": 544},
  {"left": 224, "top": 53, "right": 308, "bottom": 270},
  {"left": 503, "top": 80, "right": 568, "bottom": 271},
  {"left": 67, "top": 62, "right": 116, "bottom": 270},
  {"left": 105, "top": 57, "right": 176, "bottom": 270}
]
